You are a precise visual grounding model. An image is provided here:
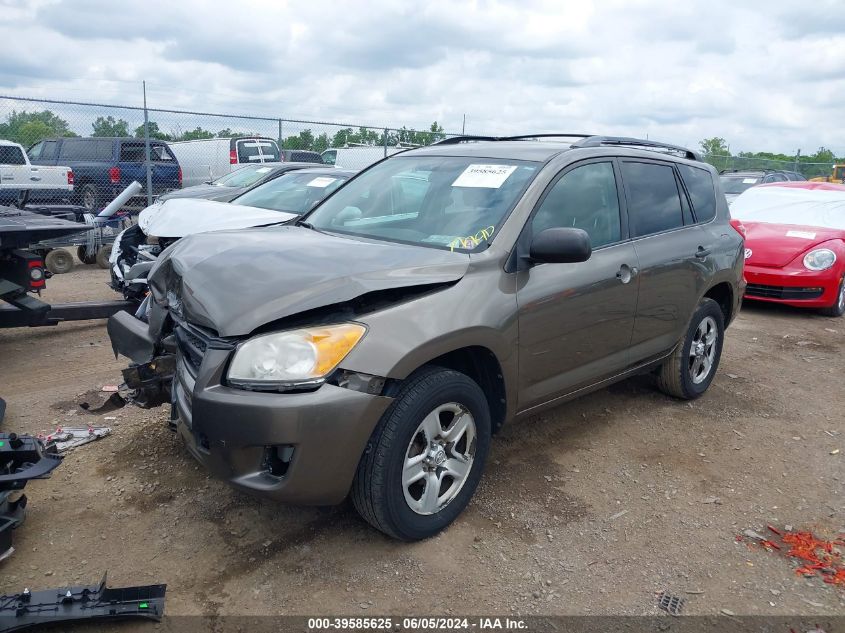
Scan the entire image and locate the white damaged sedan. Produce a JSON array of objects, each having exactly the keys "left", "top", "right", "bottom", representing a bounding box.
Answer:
[{"left": 109, "top": 167, "right": 355, "bottom": 303}]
